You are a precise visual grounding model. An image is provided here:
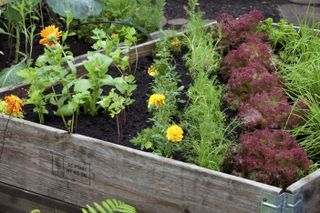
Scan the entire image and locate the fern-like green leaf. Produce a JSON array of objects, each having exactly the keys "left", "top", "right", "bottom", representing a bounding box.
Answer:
[
  {"left": 86, "top": 204, "right": 98, "bottom": 213},
  {"left": 82, "top": 198, "right": 136, "bottom": 213},
  {"left": 94, "top": 202, "right": 106, "bottom": 213}
]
